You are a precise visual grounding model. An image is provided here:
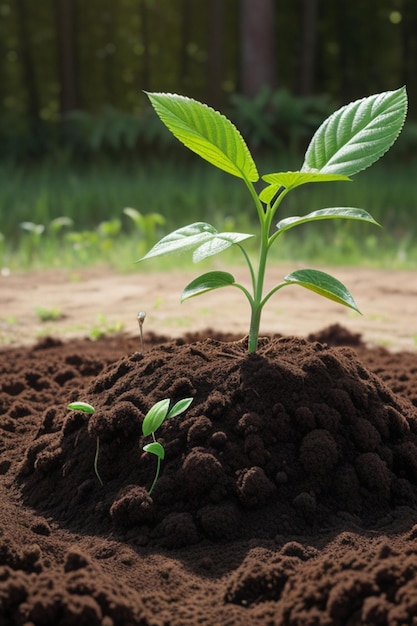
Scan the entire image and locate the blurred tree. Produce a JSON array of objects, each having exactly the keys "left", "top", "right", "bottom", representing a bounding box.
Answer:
[
  {"left": 1, "top": 0, "right": 417, "bottom": 162},
  {"left": 207, "top": 0, "right": 225, "bottom": 107},
  {"left": 16, "top": 0, "right": 41, "bottom": 134},
  {"left": 56, "top": 0, "right": 80, "bottom": 113},
  {"left": 298, "top": 0, "right": 318, "bottom": 95},
  {"left": 239, "top": 0, "right": 275, "bottom": 96}
]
